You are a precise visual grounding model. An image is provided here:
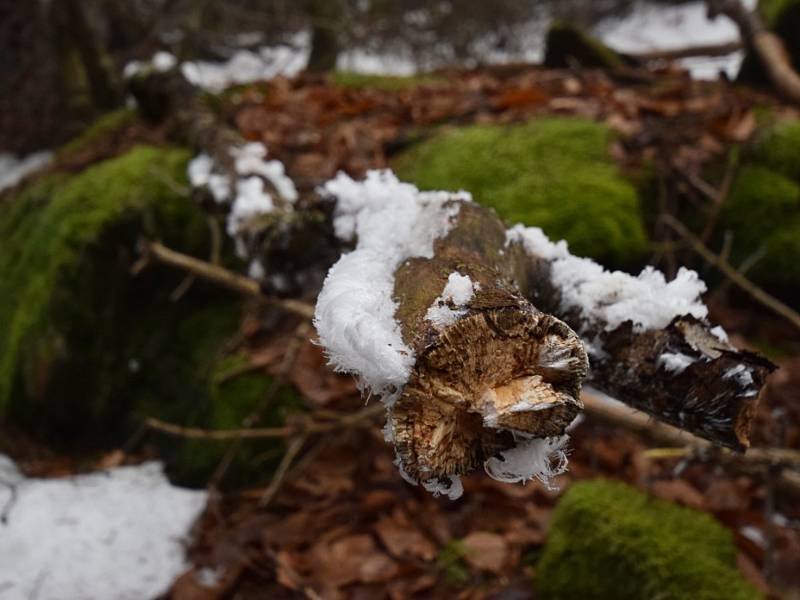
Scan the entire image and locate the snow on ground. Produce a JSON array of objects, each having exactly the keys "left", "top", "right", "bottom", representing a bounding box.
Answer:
[
  {"left": 314, "top": 170, "right": 468, "bottom": 401},
  {"left": 0, "top": 151, "right": 52, "bottom": 193},
  {"left": 0, "top": 458, "right": 207, "bottom": 600},
  {"left": 506, "top": 224, "right": 708, "bottom": 333}
]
